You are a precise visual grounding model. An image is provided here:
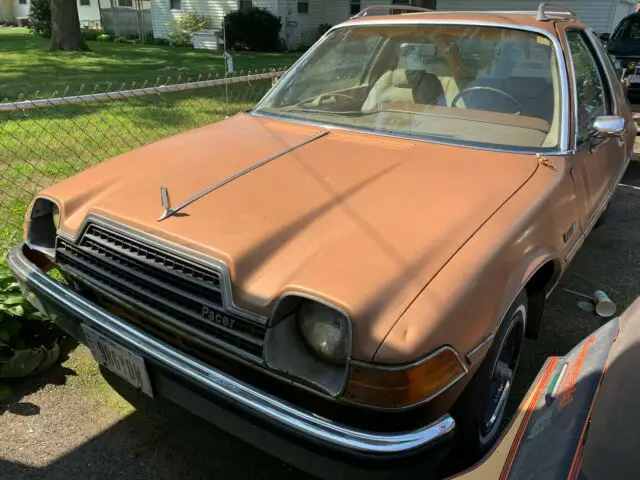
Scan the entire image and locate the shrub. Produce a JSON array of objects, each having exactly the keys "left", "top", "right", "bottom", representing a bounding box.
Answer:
[
  {"left": 153, "top": 38, "right": 171, "bottom": 46},
  {"left": 96, "top": 33, "right": 113, "bottom": 42},
  {"left": 27, "top": 0, "right": 51, "bottom": 39},
  {"left": 142, "top": 31, "right": 155, "bottom": 44},
  {"left": 224, "top": 7, "right": 282, "bottom": 51},
  {"left": 318, "top": 23, "right": 332, "bottom": 38},
  {"left": 0, "top": 257, "right": 59, "bottom": 392},
  {"left": 82, "top": 26, "right": 104, "bottom": 41},
  {"left": 113, "top": 35, "right": 128, "bottom": 43},
  {"left": 168, "top": 12, "right": 210, "bottom": 47}
]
